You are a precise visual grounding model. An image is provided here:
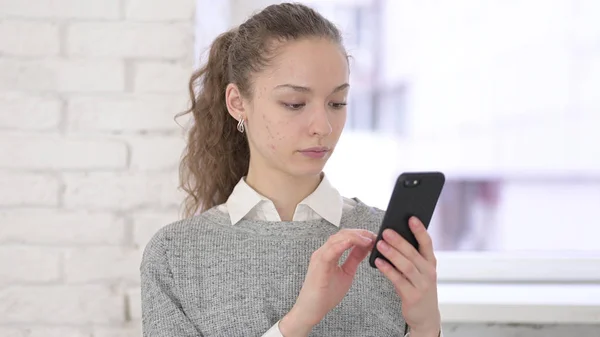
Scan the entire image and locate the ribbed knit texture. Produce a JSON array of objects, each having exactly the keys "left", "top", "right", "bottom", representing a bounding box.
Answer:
[{"left": 140, "top": 199, "right": 407, "bottom": 337}]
